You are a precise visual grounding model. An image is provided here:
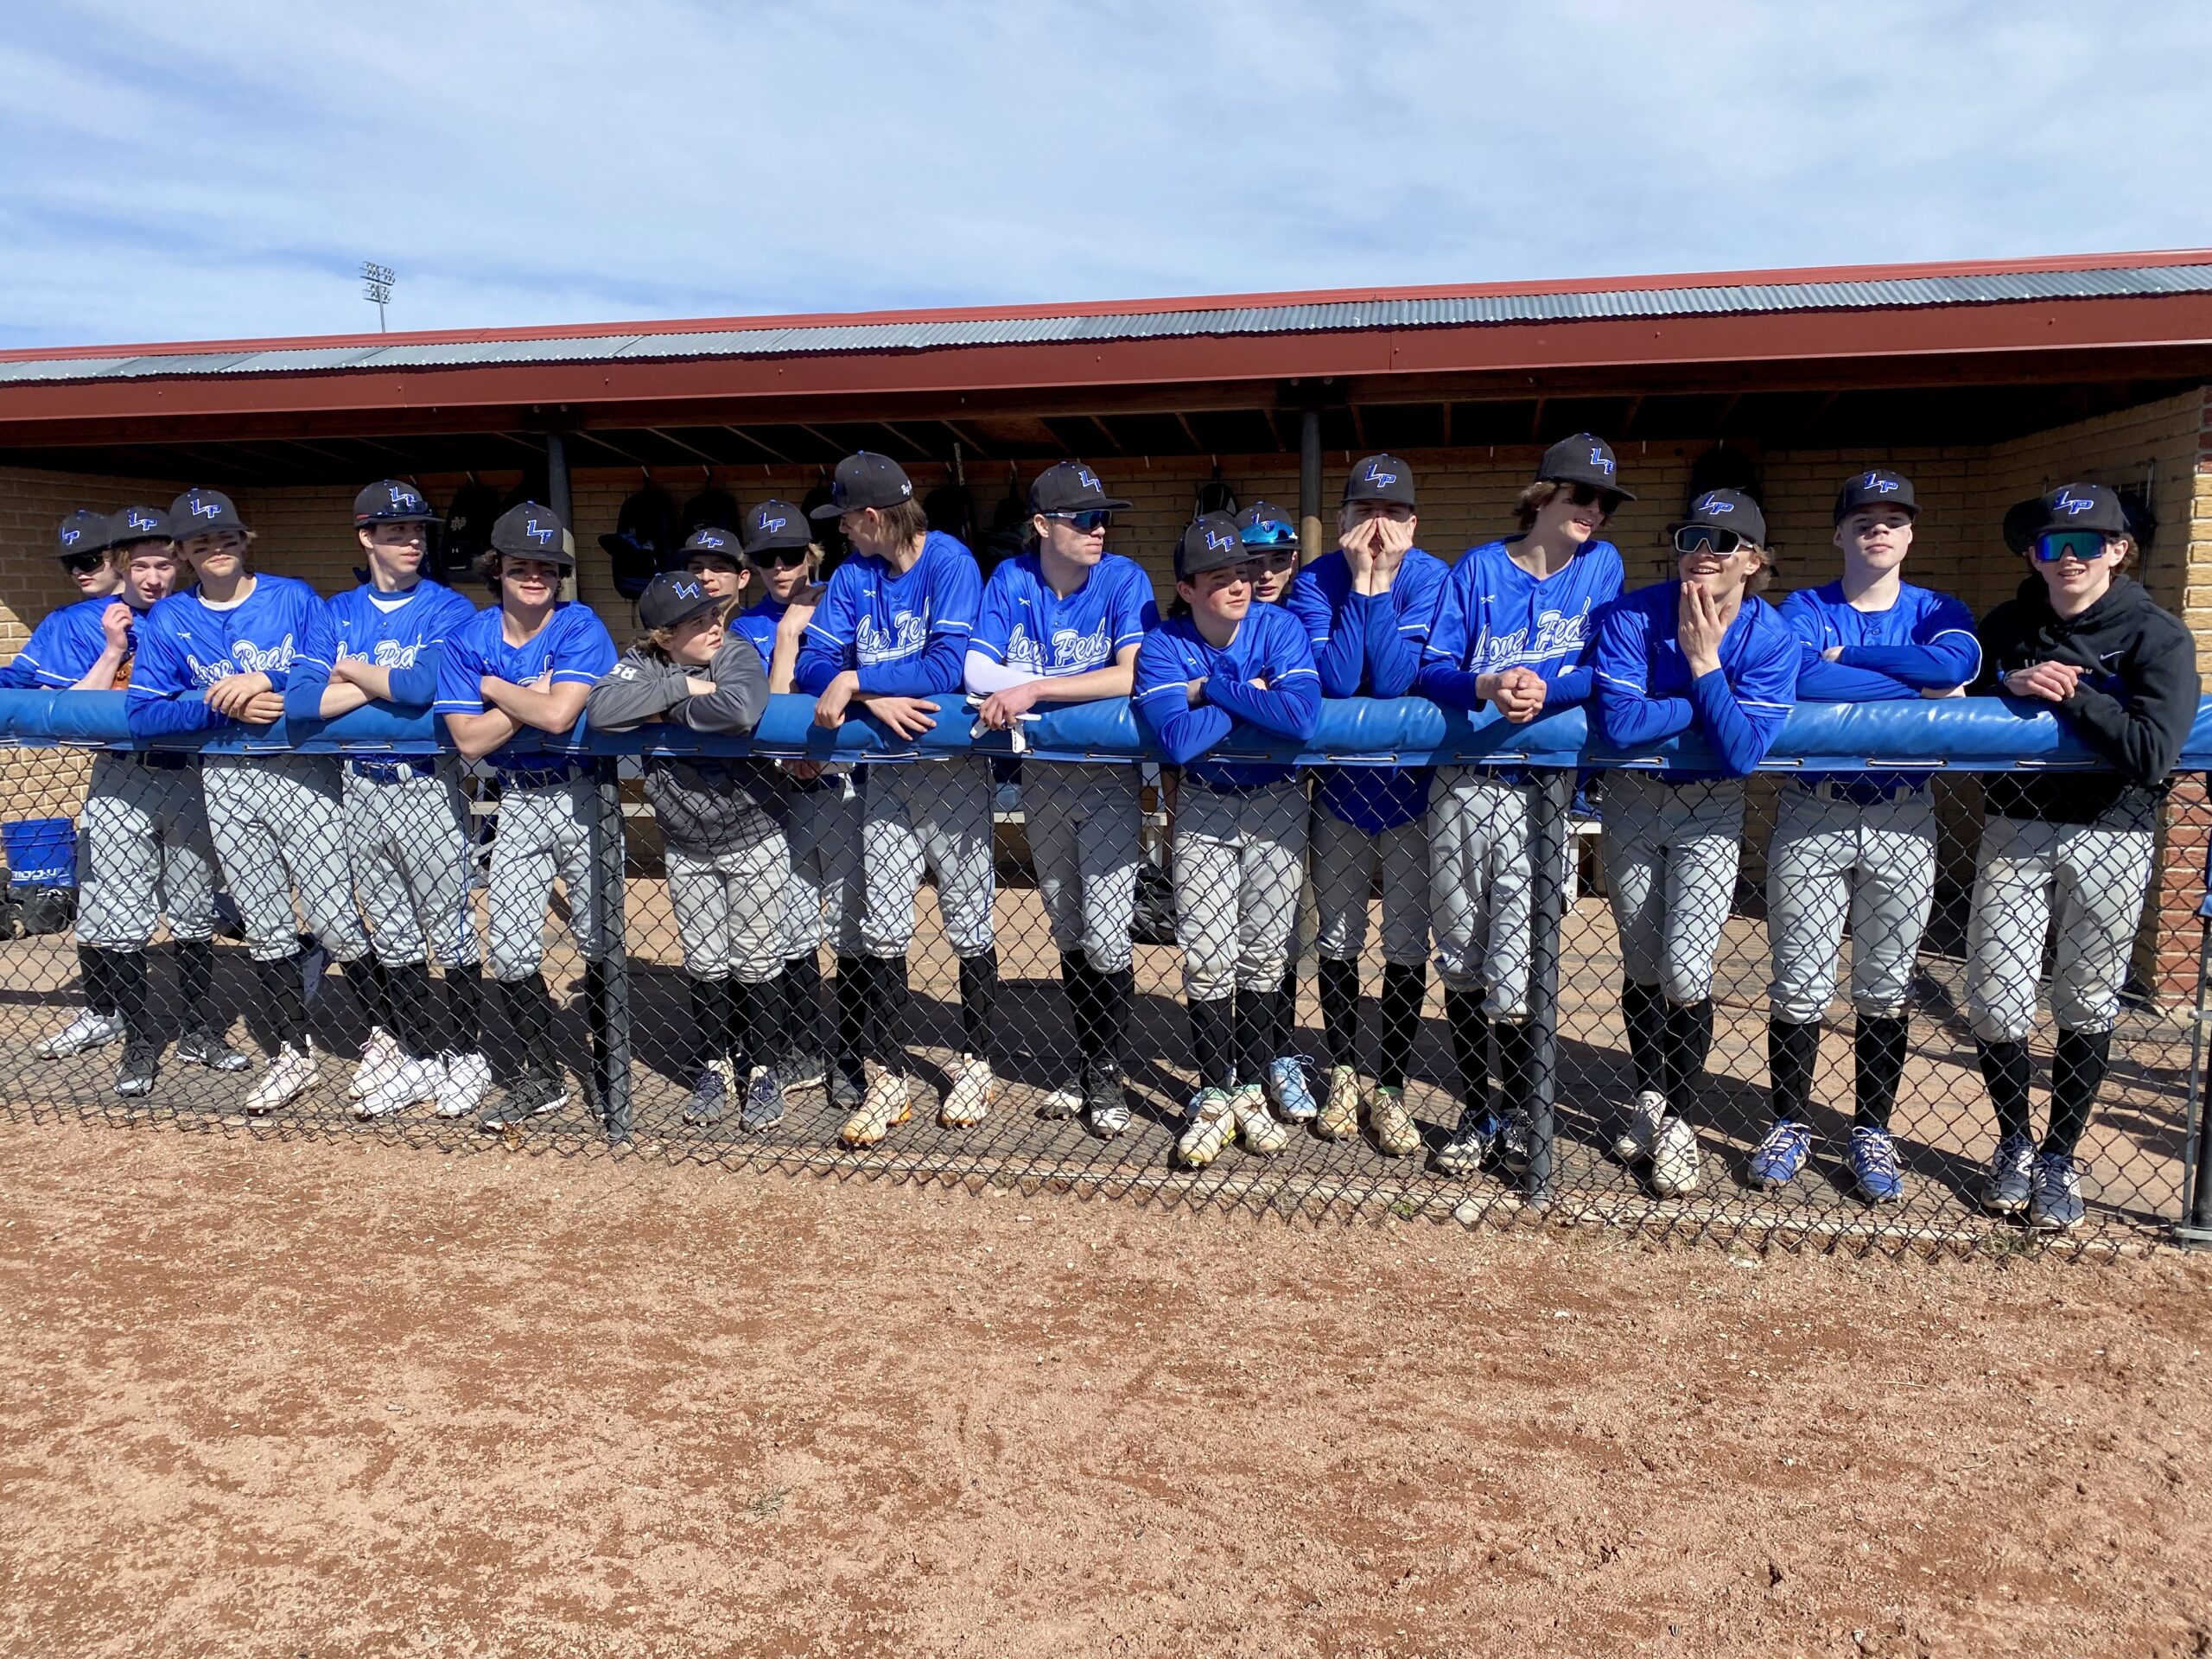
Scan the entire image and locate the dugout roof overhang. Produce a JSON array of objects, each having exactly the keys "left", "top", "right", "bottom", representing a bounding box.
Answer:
[{"left": 2, "top": 247, "right": 2209, "bottom": 486}]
